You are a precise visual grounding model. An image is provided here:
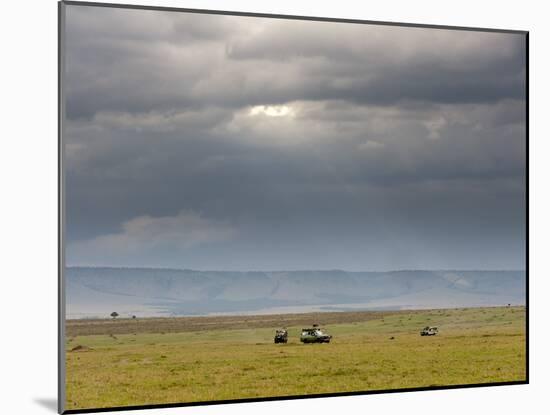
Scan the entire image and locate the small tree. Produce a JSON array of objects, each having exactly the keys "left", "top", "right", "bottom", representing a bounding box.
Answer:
[{"left": 110, "top": 311, "right": 119, "bottom": 319}]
